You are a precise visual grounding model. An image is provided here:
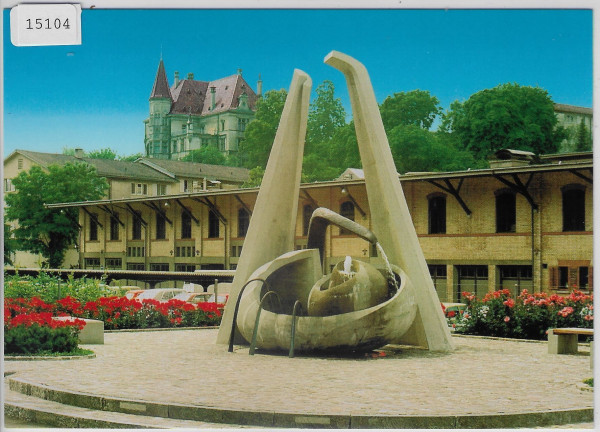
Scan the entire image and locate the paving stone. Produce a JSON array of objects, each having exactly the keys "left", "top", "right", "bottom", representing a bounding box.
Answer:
[{"left": 3, "top": 329, "right": 594, "bottom": 428}]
